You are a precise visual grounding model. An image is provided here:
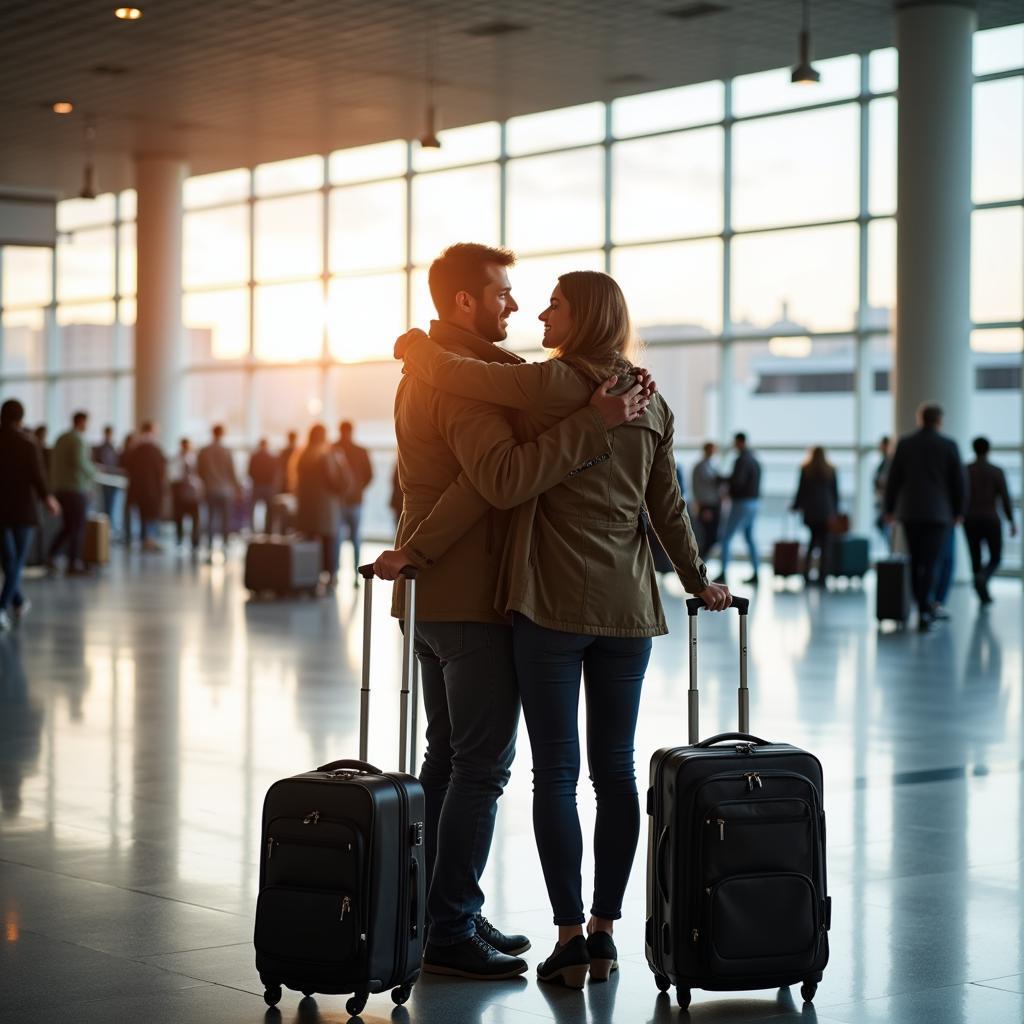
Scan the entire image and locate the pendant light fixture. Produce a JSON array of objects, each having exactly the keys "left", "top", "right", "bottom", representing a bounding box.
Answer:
[
  {"left": 790, "top": 0, "right": 820, "bottom": 85},
  {"left": 419, "top": 10, "right": 441, "bottom": 148},
  {"left": 79, "top": 118, "right": 98, "bottom": 199}
]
